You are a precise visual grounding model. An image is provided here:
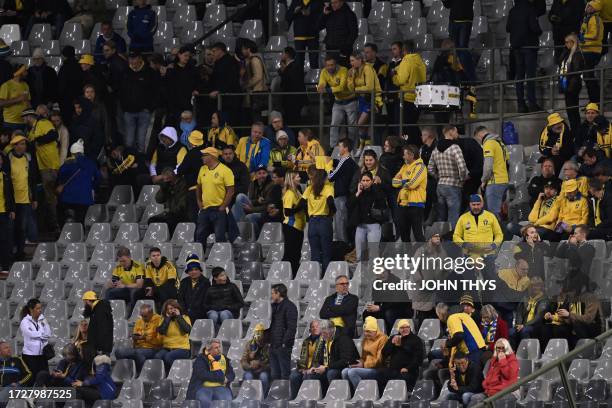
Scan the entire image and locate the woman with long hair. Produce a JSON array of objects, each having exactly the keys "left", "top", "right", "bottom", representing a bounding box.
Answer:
[
  {"left": 514, "top": 224, "right": 549, "bottom": 279},
  {"left": 347, "top": 52, "right": 383, "bottom": 157},
  {"left": 207, "top": 111, "right": 237, "bottom": 152},
  {"left": 155, "top": 299, "right": 192, "bottom": 373},
  {"left": 301, "top": 168, "right": 335, "bottom": 272},
  {"left": 480, "top": 305, "right": 510, "bottom": 353},
  {"left": 73, "top": 319, "right": 89, "bottom": 351},
  {"left": 392, "top": 145, "right": 427, "bottom": 242},
  {"left": 281, "top": 171, "right": 305, "bottom": 275},
  {"left": 558, "top": 33, "right": 585, "bottom": 133},
  {"left": 294, "top": 129, "right": 325, "bottom": 179},
  {"left": 350, "top": 149, "right": 392, "bottom": 194},
  {"left": 19, "top": 298, "right": 52, "bottom": 385}
]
